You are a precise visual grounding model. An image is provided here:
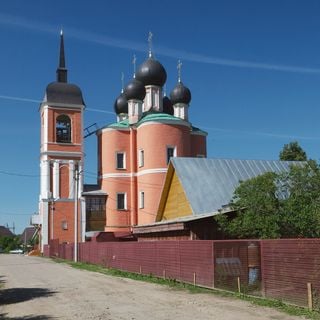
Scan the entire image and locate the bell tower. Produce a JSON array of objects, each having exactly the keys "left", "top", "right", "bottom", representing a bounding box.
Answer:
[{"left": 39, "top": 31, "right": 85, "bottom": 251}]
